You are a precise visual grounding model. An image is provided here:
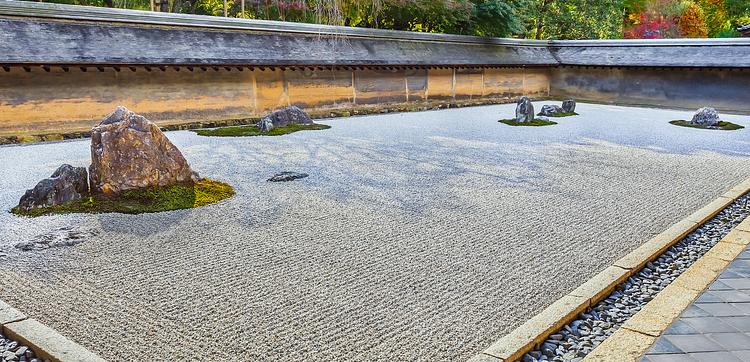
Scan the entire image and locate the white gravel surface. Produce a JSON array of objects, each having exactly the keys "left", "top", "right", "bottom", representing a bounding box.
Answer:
[{"left": 0, "top": 102, "right": 748, "bottom": 361}]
